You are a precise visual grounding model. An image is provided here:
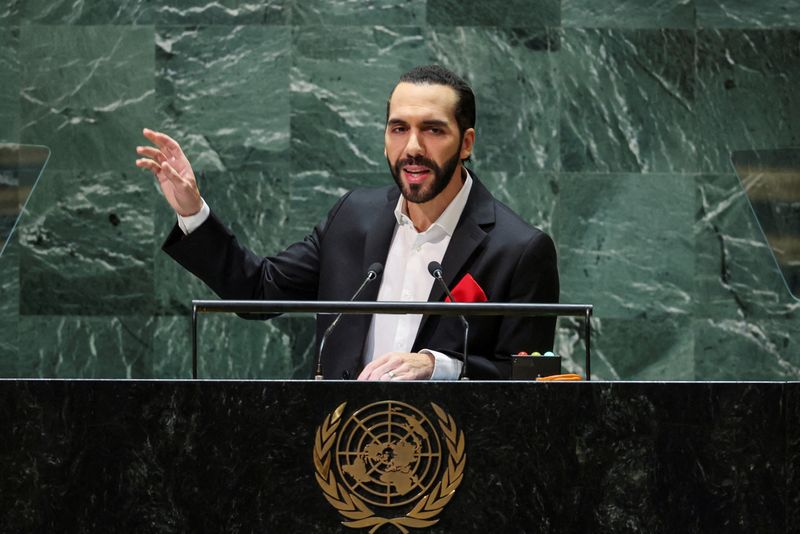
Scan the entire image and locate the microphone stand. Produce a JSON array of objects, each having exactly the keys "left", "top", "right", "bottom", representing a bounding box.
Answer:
[
  {"left": 315, "top": 263, "right": 383, "bottom": 380},
  {"left": 428, "top": 262, "right": 469, "bottom": 380}
]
